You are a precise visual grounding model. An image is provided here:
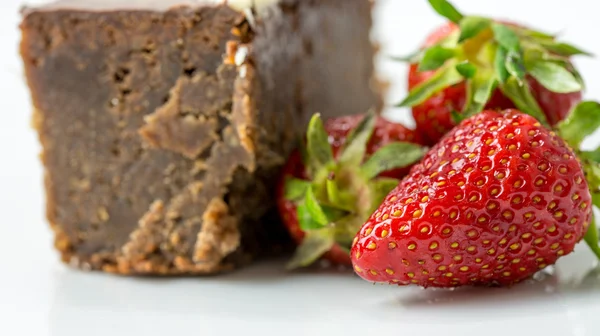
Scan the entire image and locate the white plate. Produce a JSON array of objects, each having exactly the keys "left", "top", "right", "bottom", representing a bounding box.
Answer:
[{"left": 2, "top": 1, "right": 600, "bottom": 335}]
